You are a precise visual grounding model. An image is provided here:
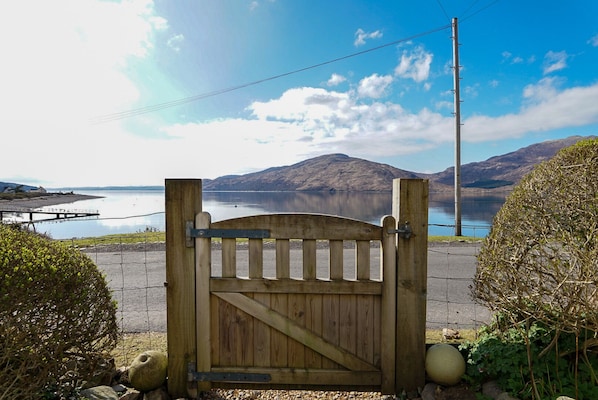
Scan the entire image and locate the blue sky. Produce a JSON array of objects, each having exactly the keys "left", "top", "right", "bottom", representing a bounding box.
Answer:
[{"left": 2, "top": 0, "right": 598, "bottom": 187}]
